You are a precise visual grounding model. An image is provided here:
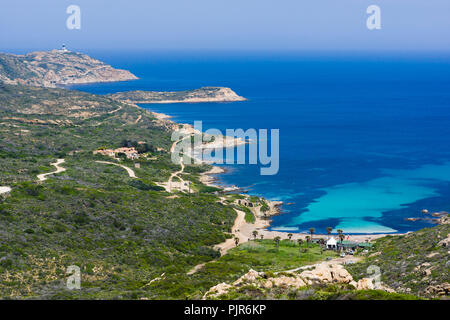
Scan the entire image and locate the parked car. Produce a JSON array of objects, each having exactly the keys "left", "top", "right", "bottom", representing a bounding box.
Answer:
[
  {"left": 340, "top": 252, "right": 346, "bottom": 258},
  {"left": 347, "top": 250, "right": 354, "bottom": 255}
]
